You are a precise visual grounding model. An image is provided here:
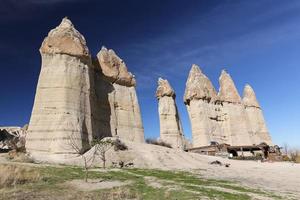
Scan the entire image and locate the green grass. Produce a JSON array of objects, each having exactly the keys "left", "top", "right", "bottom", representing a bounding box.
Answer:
[{"left": 0, "top": 164, "right": 285, "bottom": 200}]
